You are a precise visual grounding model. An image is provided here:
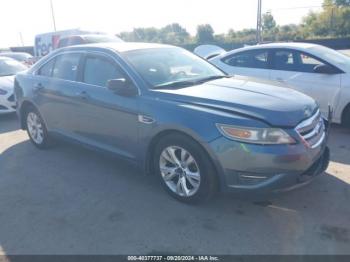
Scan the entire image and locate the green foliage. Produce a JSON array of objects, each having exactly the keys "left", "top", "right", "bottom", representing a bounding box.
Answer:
[
  {"left": 333, "top": 0, "right": 350, "bottom": 7},
  {"left": 301, "top": 1, "right": 350, "bottom": 37},
  {"left": 118, "top": 3, "right": 350, "bottom": 47},
  {"left": 262, "top": 13, "right": 277, "bottom": 32},
  {"left": 119, "top": 23, "right": 191, "bottom": 44},
  {"left": 196, "top": 24, "right": 215, "bottom": 43}
]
